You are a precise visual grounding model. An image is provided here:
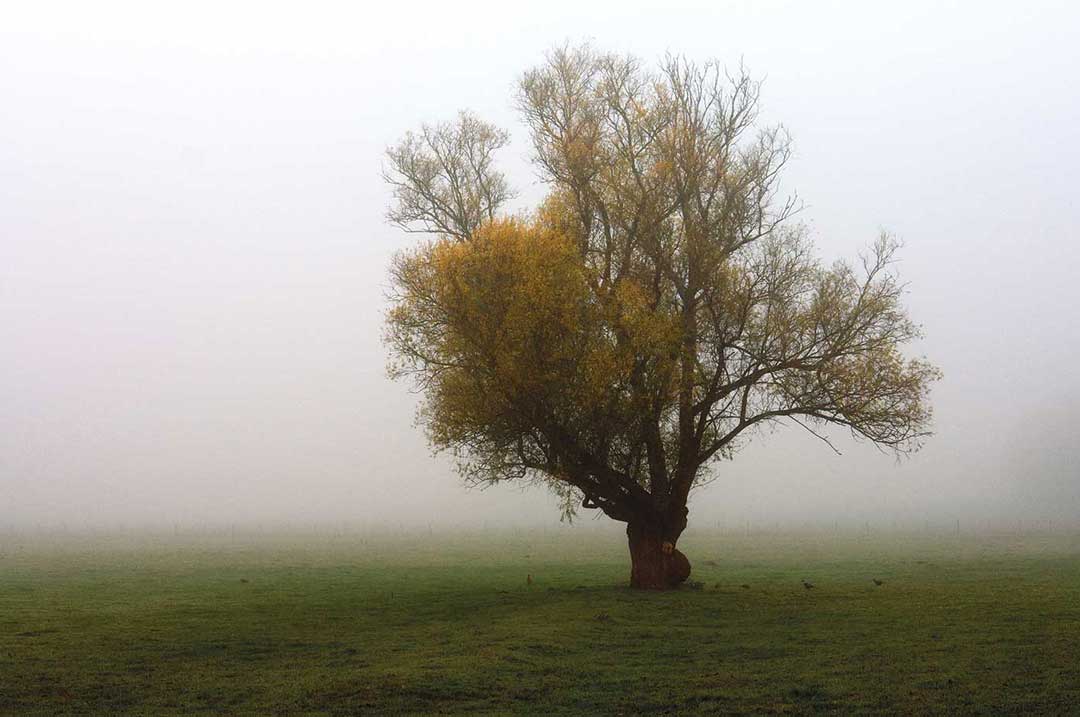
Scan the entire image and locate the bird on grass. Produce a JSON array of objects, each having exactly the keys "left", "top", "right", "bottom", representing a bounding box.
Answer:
[
  {"left": 526, "top": 574, "right": 533, "bottom": 586},
  {"left": 873, "top": 578, "right": 884, "bottom": 586},
  {"left": 802, "top": 580, "right": 815, "bottom": 590}
]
